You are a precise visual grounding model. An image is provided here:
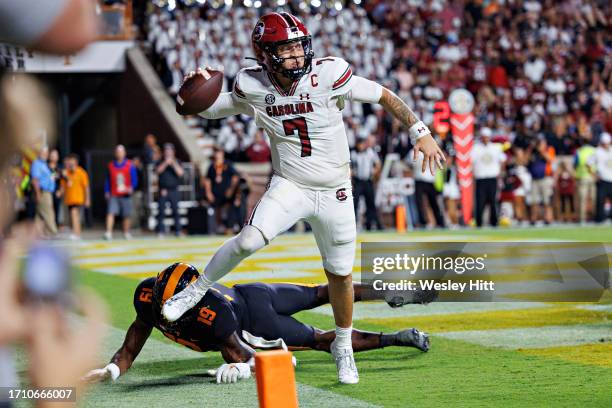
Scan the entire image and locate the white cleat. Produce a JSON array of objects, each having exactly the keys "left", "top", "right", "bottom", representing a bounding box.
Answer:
[
  {"left": 331, "top": 339, "right": 359, "bottom": 384},
  {"left": 161, "top": 284, "right": 205, "bottom": 322}
]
